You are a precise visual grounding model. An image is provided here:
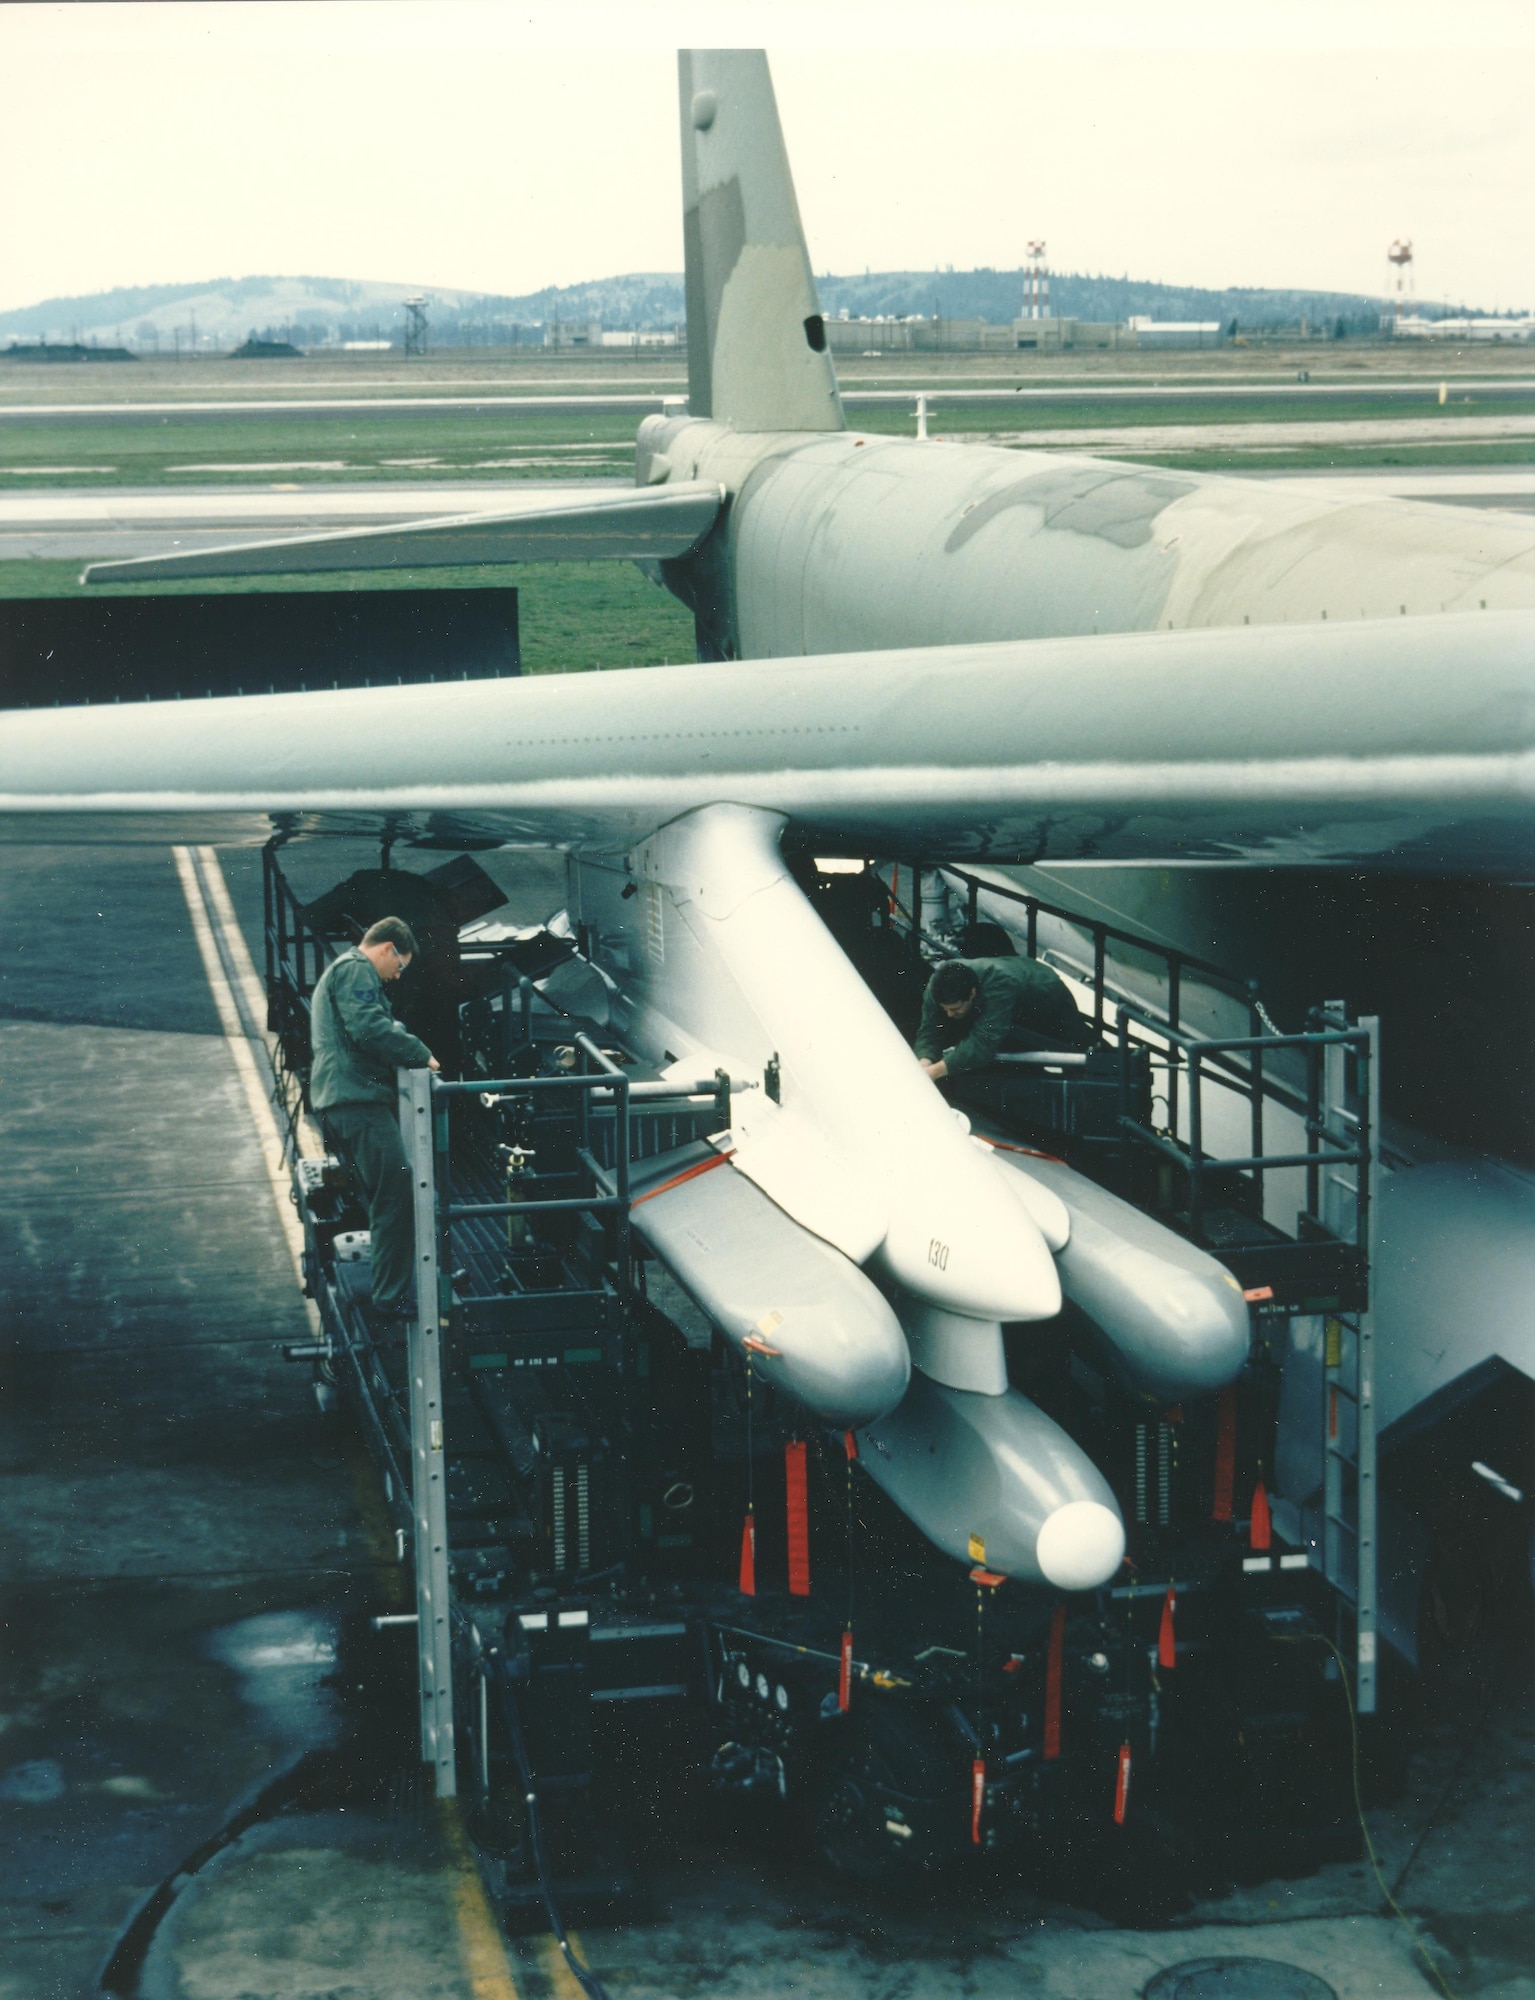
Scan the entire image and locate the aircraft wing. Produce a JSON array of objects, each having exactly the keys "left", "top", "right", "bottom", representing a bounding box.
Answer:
[
  {"left": 1, "top": 611, "right": 1530, "bottom": 873},
  {"left": 80, "top": 481, "right": 724, "bottom": 584}
]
